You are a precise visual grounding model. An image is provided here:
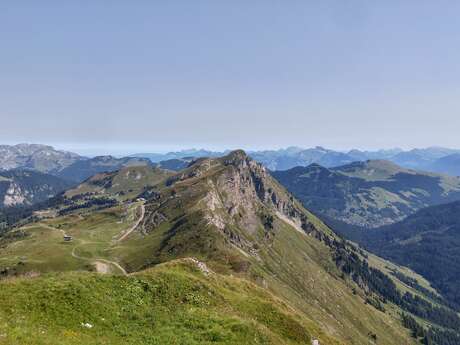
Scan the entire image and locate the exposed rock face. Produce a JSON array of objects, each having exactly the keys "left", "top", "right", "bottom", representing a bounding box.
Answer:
[
  {"left": 141, "top": 210, "right": 167, "bottom": 233},
  {"left": 138, "top": 150, "right": 328, "bottom": 260},
  {"left": 3, "top": 183, "right": 26, "bottom": 207},
  {"left": 216, "top": 151, "right": 320, "bottom": 237},
  {"left": 192, "top": 151, "right": 325, "bottom": 245},
  {"left": 0, "top": 169, "right": 73, "bottom": 208}
]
